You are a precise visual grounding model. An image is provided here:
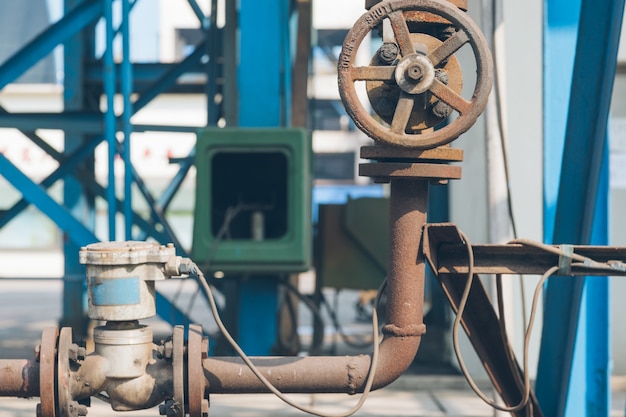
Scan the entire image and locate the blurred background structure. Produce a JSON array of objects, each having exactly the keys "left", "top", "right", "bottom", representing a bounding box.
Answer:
[{"left": 1, "top": 1, "right": 626, "bottom": 416}]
